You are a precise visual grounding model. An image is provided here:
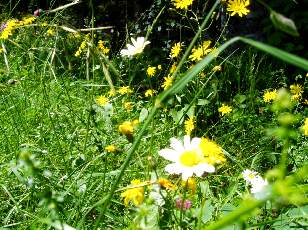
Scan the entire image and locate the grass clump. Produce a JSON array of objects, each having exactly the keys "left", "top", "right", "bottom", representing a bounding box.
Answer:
[{"left": 0, "top": 0, "right": 308, "bottom": 229}]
